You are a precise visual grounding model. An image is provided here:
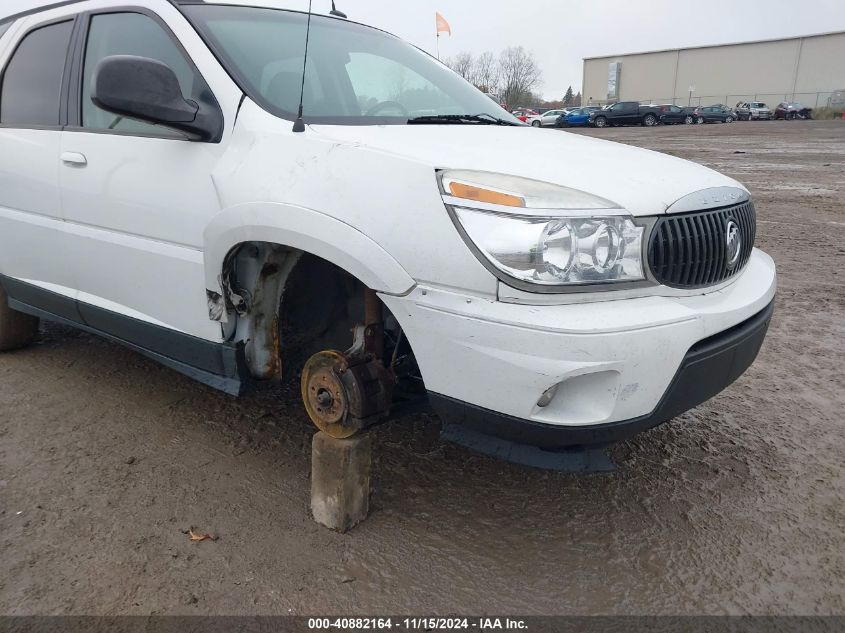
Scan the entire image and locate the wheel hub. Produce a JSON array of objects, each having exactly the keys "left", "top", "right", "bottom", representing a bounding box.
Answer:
[
  {"left": 315, "top": 387, "right": 334, "bottom": 408},
  {"left": 301, "top": 350, "right": 358, "bottom": 438},
  {"left": 300, "top": 345, "right": 395, "bottom": 438}
]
